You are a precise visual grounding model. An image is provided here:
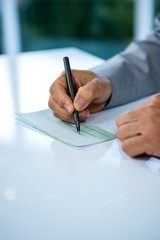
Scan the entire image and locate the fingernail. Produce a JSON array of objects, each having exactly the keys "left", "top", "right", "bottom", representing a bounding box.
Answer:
[
  {"left": 75, "top": 98, "right": 86, "bottom": 108},
  {"left": 64, "top": 104, "right": 72, "bottom": 113}
]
